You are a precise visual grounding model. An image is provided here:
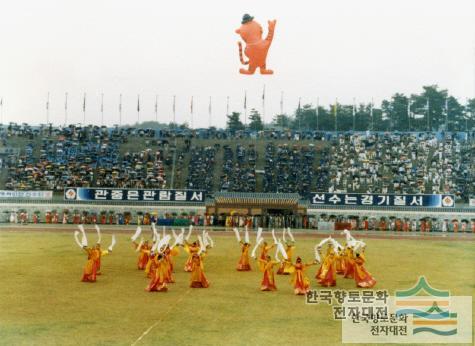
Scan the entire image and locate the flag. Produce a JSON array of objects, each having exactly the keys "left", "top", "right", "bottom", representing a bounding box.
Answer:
[
  {"left": 155, "top": 95, "right": 158, "bottom": 113},
  {"left": 46, "top": 92, "right": 50, "bottom": 110},
  {"left": 83, "top": 93, "right": 86, "bottom": 112},
  {"left": 119, "top": 94, "right": 122, "bottom": 112},
  {"left": 0, "top": 98, "right": 2, "bottom": 106},
  {"left": 244, "top": 91, "right": 247, "bottom": 110},
  {"left": 173, "top": 95, "right": 176, "bottom": 113},
  {"left": 298, "top": 97, "right": 301, "bottom": 112},
  {"left": 208, "top": 96, "right": 212, "bottom": 116},
  {"left": 190, "top": 96, "right": 194, "bottom": 114},
  {"left": 65, "top": 92, "right": 68, "bottom": 110},
  {"left": 137, "top": 95, "right": 140, "bottom": 112},
  {"left": 352, "top": 98, "right": 356, "bottom": 117},
  {"left": 226, "top": 96, "right": 229, "bottom": 115},
  {"left": 334, "top": 98, "right": 338, "bottom": 116},
  {"left": 262, "top": 85, "right": 265, "bottom": 100}
]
